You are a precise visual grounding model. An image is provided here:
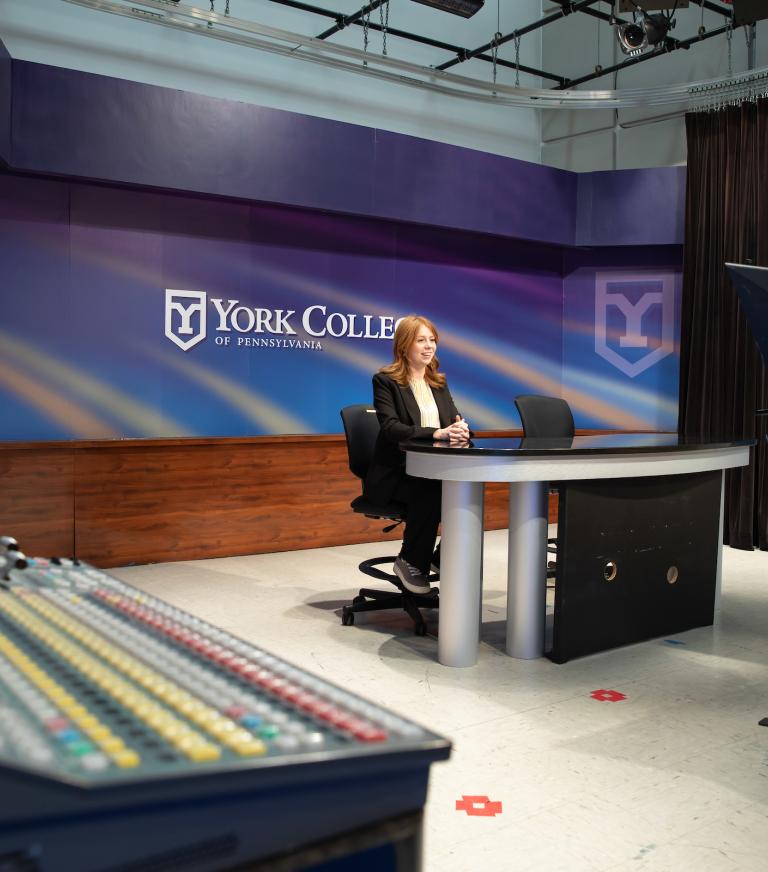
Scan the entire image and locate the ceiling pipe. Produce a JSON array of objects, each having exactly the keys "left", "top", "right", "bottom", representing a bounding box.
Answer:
[
  {"left": 358, "top": 19, "right": 566, "bottom": 83},
  {"left": 549, "top": 0, "right": 628, "bottom": 25},
  {"left": 435, "top": 0, "right": 604, "bottom": 72},
  {"left": 688, "top": 0, "right": 734, "bottom": 16},
  {"left": 315, "top": 0, "right": 389, "bottom": 40},
  {"left": 60, "top": 1, "right": 765, "bottom": 110},
  {"left": 258, "top": 0, "right": 564, "bottom": 83},
  {"left": 557, "top": 21, "right": 731, "bottom": 89}
]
